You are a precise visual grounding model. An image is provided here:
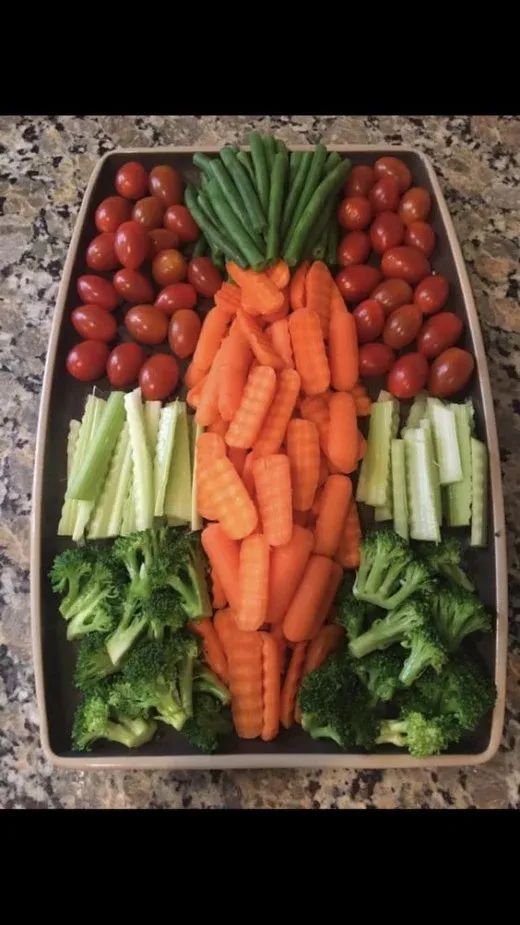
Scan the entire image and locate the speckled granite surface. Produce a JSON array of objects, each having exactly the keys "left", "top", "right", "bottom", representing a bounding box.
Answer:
[{"left": 1, "top": 115, "right": 519, "bottom": 809}]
